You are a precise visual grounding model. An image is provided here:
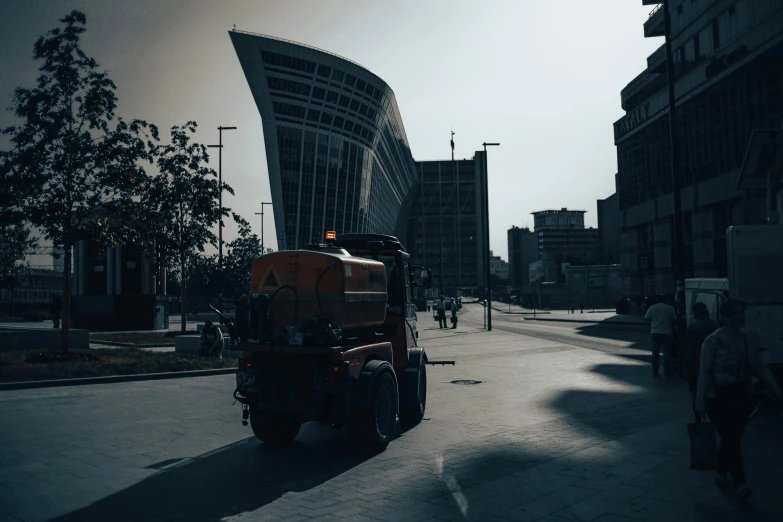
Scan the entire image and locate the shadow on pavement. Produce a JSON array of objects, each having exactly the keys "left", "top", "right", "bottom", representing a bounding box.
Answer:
[
  {"left": 51, "top": 422, "right": 408, "bottom": 522},
  {"left": 573, "top": 322, "right": 649, "bottom": 350}
]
